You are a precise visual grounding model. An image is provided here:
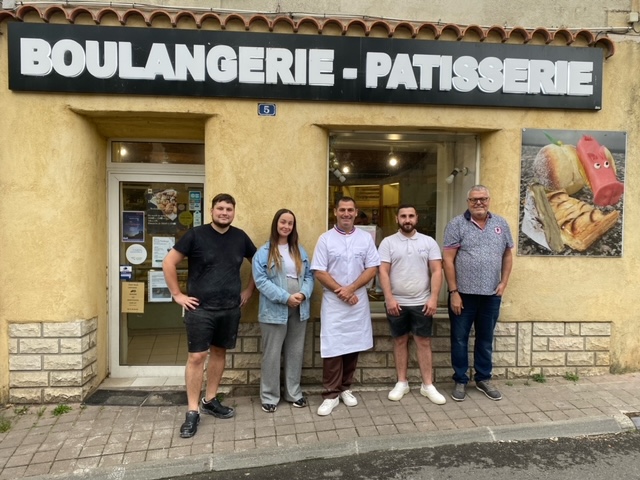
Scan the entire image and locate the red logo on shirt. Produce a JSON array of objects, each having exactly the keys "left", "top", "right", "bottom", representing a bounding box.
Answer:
[{"left": 494, "top": 227, "right": 502, "bottom": 234}]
